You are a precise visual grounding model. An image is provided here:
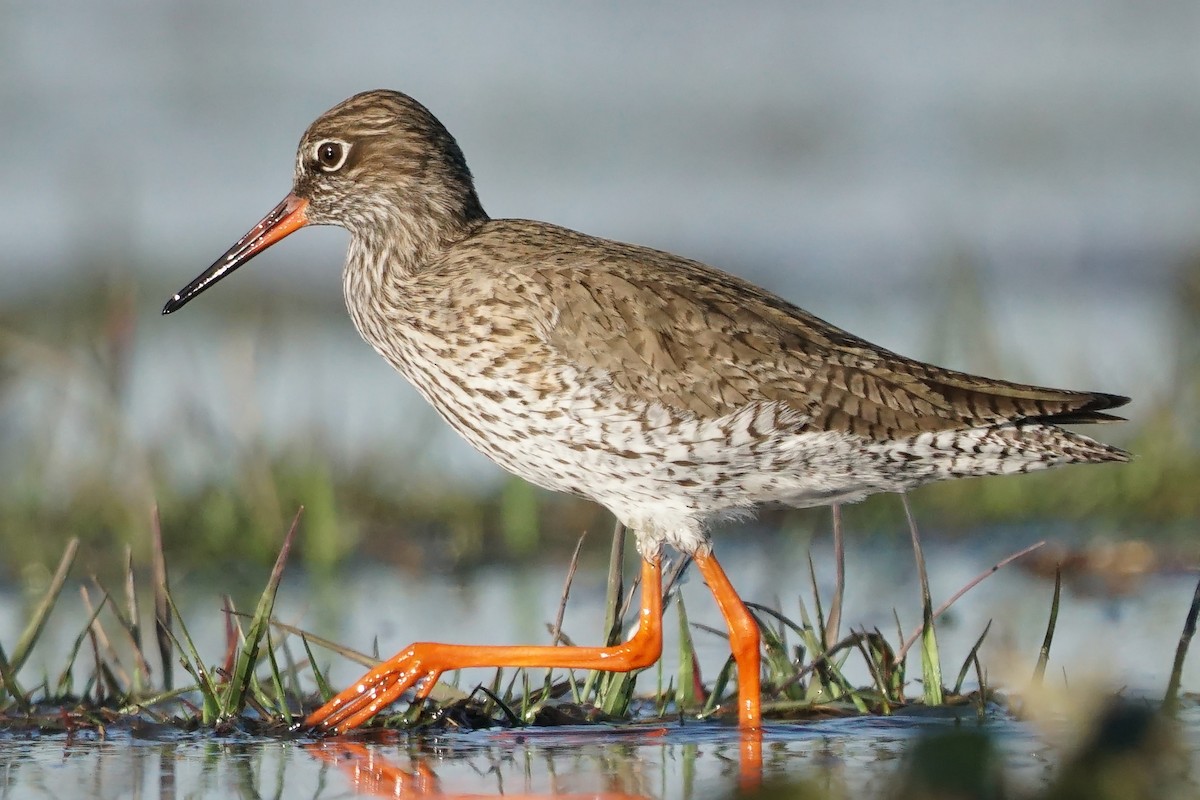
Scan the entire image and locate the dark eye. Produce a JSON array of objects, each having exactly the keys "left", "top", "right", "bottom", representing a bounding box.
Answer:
[{"left": 314, "top": 140, "right": 348, "bottom": 171}]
